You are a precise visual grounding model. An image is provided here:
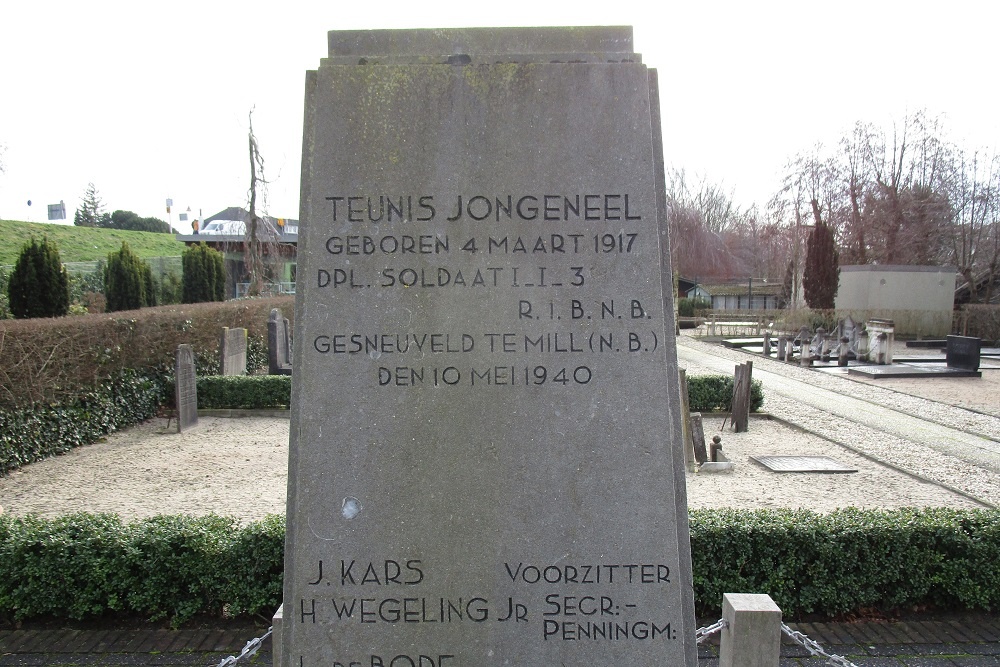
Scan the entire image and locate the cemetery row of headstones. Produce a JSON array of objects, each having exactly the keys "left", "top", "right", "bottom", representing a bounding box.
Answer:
[
  {"left": 757, "top": 319, "right": 983, "bottom": 374},
  {"left": 761, "top": 317, "right": 892, "bottom": 366},
  {"left": 173, "top": 309, "right": 294, "bottom": 432}
]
